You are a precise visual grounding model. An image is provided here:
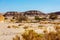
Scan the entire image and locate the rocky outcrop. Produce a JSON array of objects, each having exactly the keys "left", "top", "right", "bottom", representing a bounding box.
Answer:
[
  {"left": 24, "top": 10, "right": 46, "bottom": 16},
  {"left": 3, "top": 10, "right": 46, "bottom": 17},
  {"left": 48, "top": 11, "right": 60, "bottom": 15},
  {"left": 4, "top": 12, "right": 19, "bottom": 17}
]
